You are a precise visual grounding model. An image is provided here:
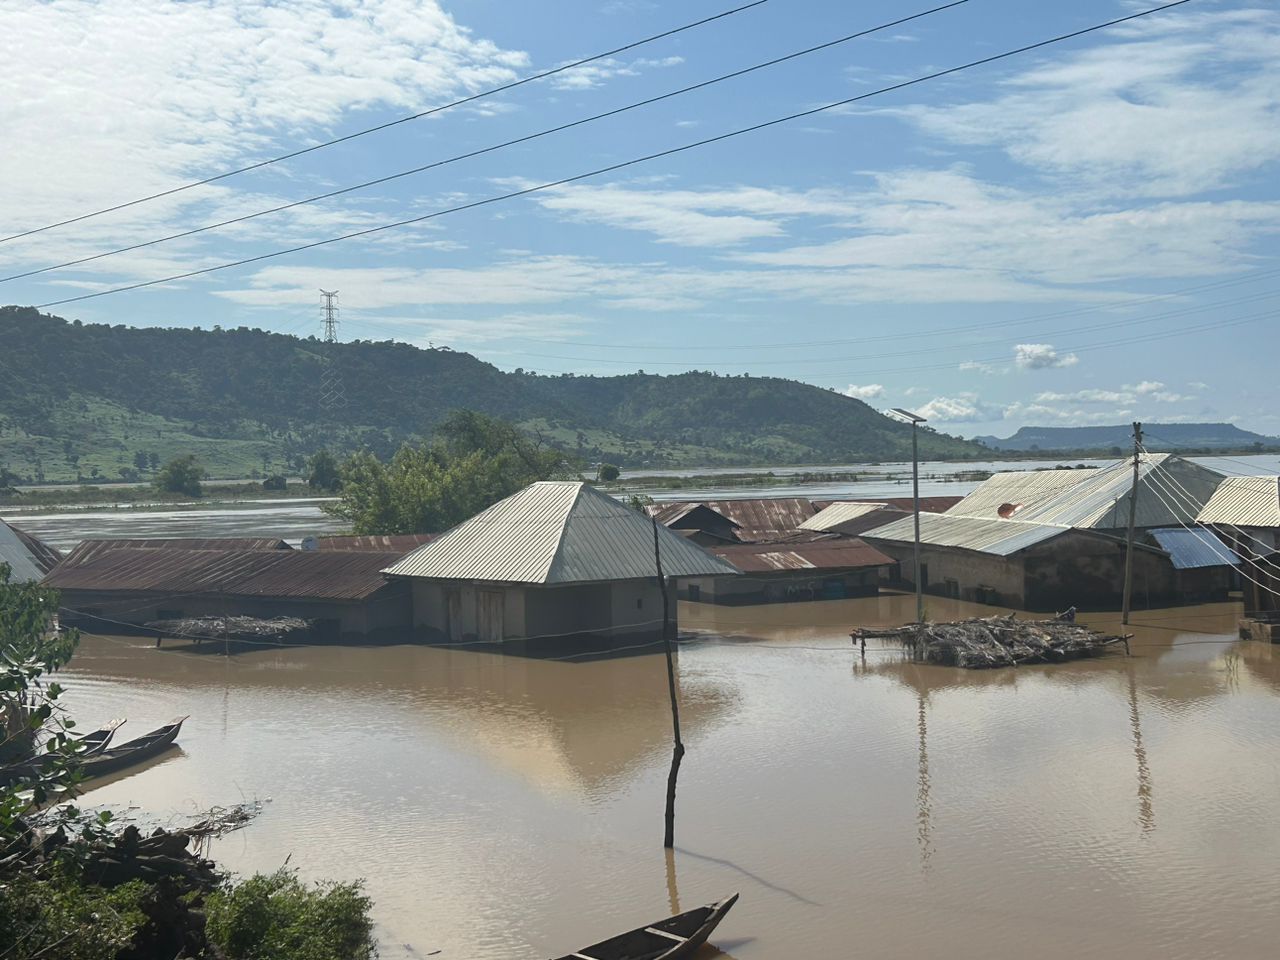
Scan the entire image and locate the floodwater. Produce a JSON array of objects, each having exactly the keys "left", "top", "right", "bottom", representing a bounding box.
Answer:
[
  {"left": 61, "top": 595, "right": 1280, "bottom": 960},
  {"left": 8, "top": 499, "right": 335, "bottom": 551},
  {"left": 10, "top": 454, "right": 1278, "bottom": 550}
]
